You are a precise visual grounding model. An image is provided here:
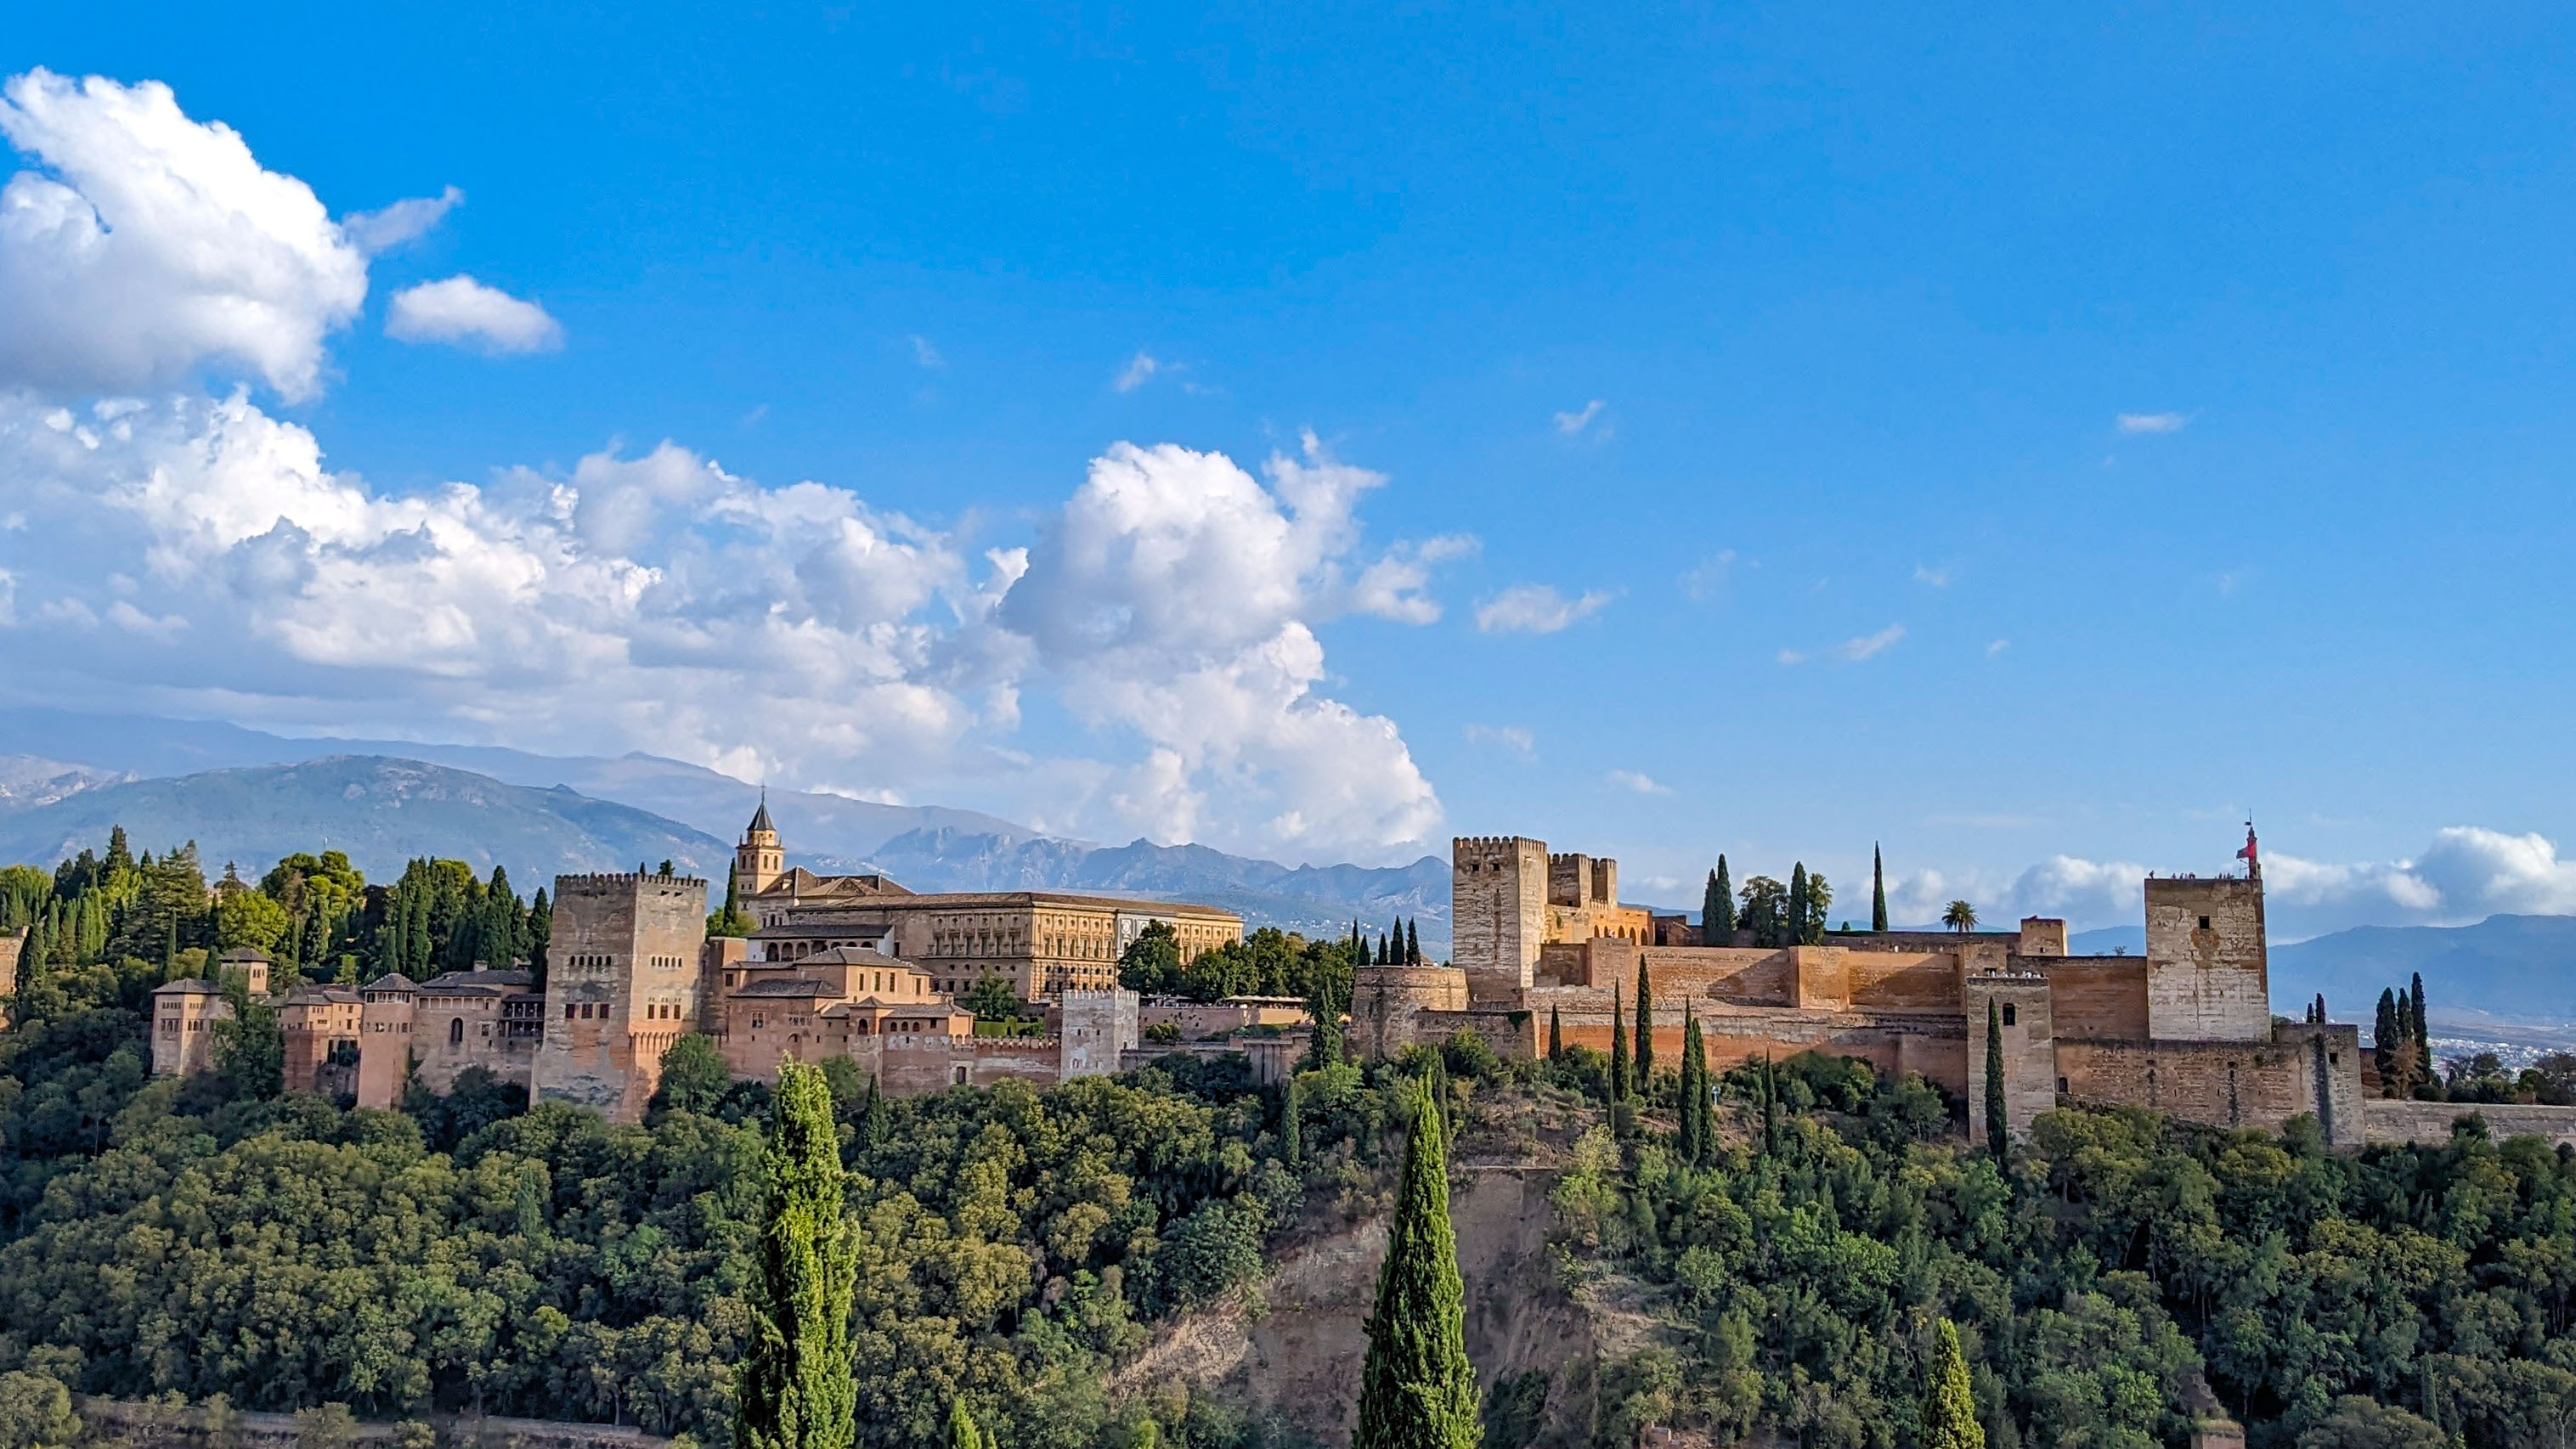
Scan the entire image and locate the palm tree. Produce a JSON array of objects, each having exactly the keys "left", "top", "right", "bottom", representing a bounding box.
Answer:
[{"left": 1942, "top": 899, "right": 1979, "bottom": 933}]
